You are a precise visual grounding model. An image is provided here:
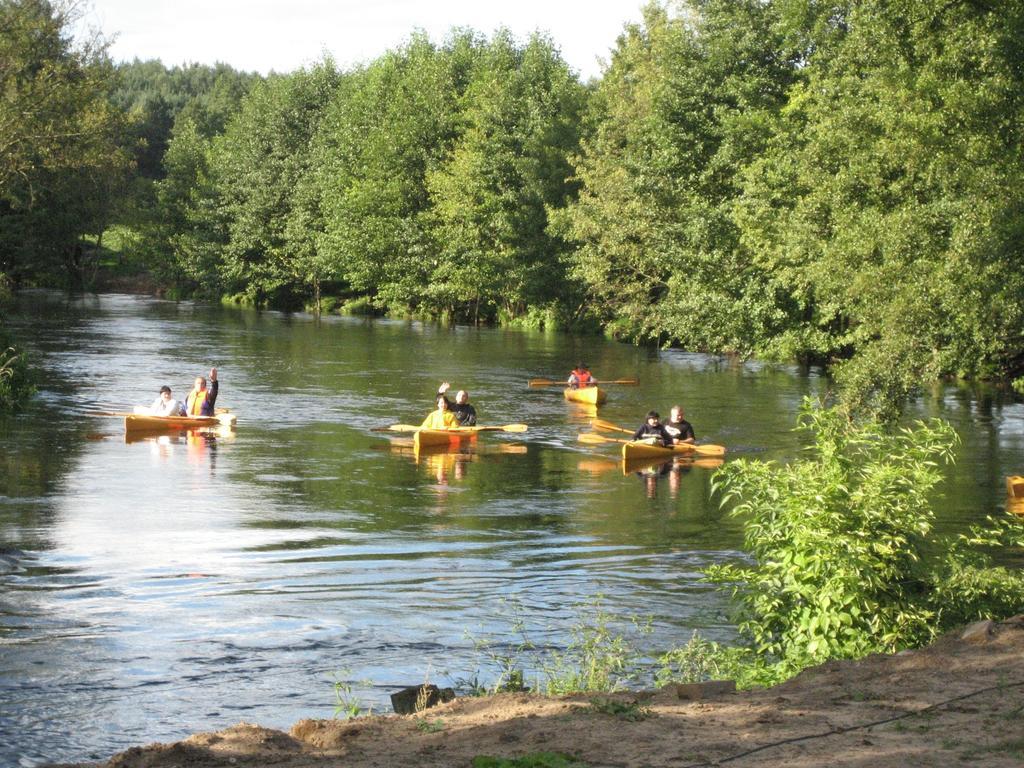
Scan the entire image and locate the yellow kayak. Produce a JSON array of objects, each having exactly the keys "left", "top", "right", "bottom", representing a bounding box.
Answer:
[
  {"left": 563, "top": 386, "right": 606, "bottom": 405},
  {"left": 621, "top": 439, "right": 705, "bottom": 461},
  {"left": 124, "top": 412, "right": 236, "bottom": 433},
  {"left": 413, "top": 428, "right": 477, "bottom": 449}
]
